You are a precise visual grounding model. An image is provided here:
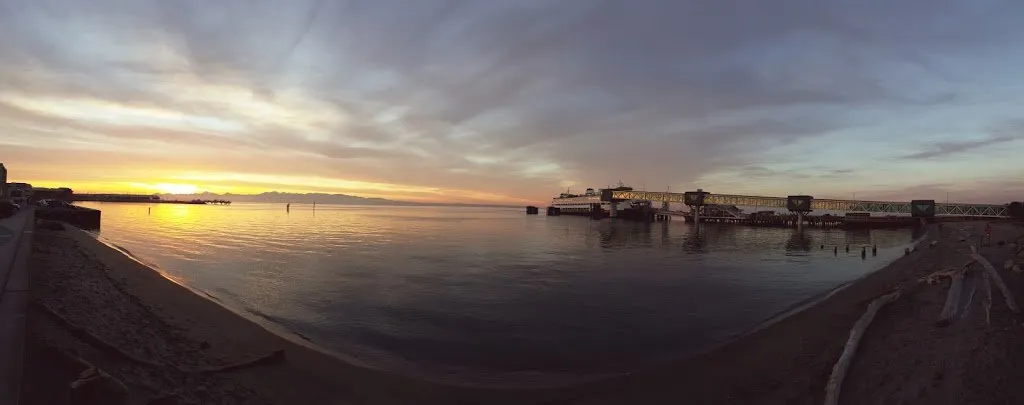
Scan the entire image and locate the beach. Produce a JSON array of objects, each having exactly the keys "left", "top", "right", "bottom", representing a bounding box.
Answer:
[
  {"left": 20, "top": 225, "right": 551, "bottom": 405},
  {"left": 20, "top": 221, "right": 1024, "bottom": 404},
  {"left": 552, "top": 221, "right": 1024, "bottom": 405}
]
